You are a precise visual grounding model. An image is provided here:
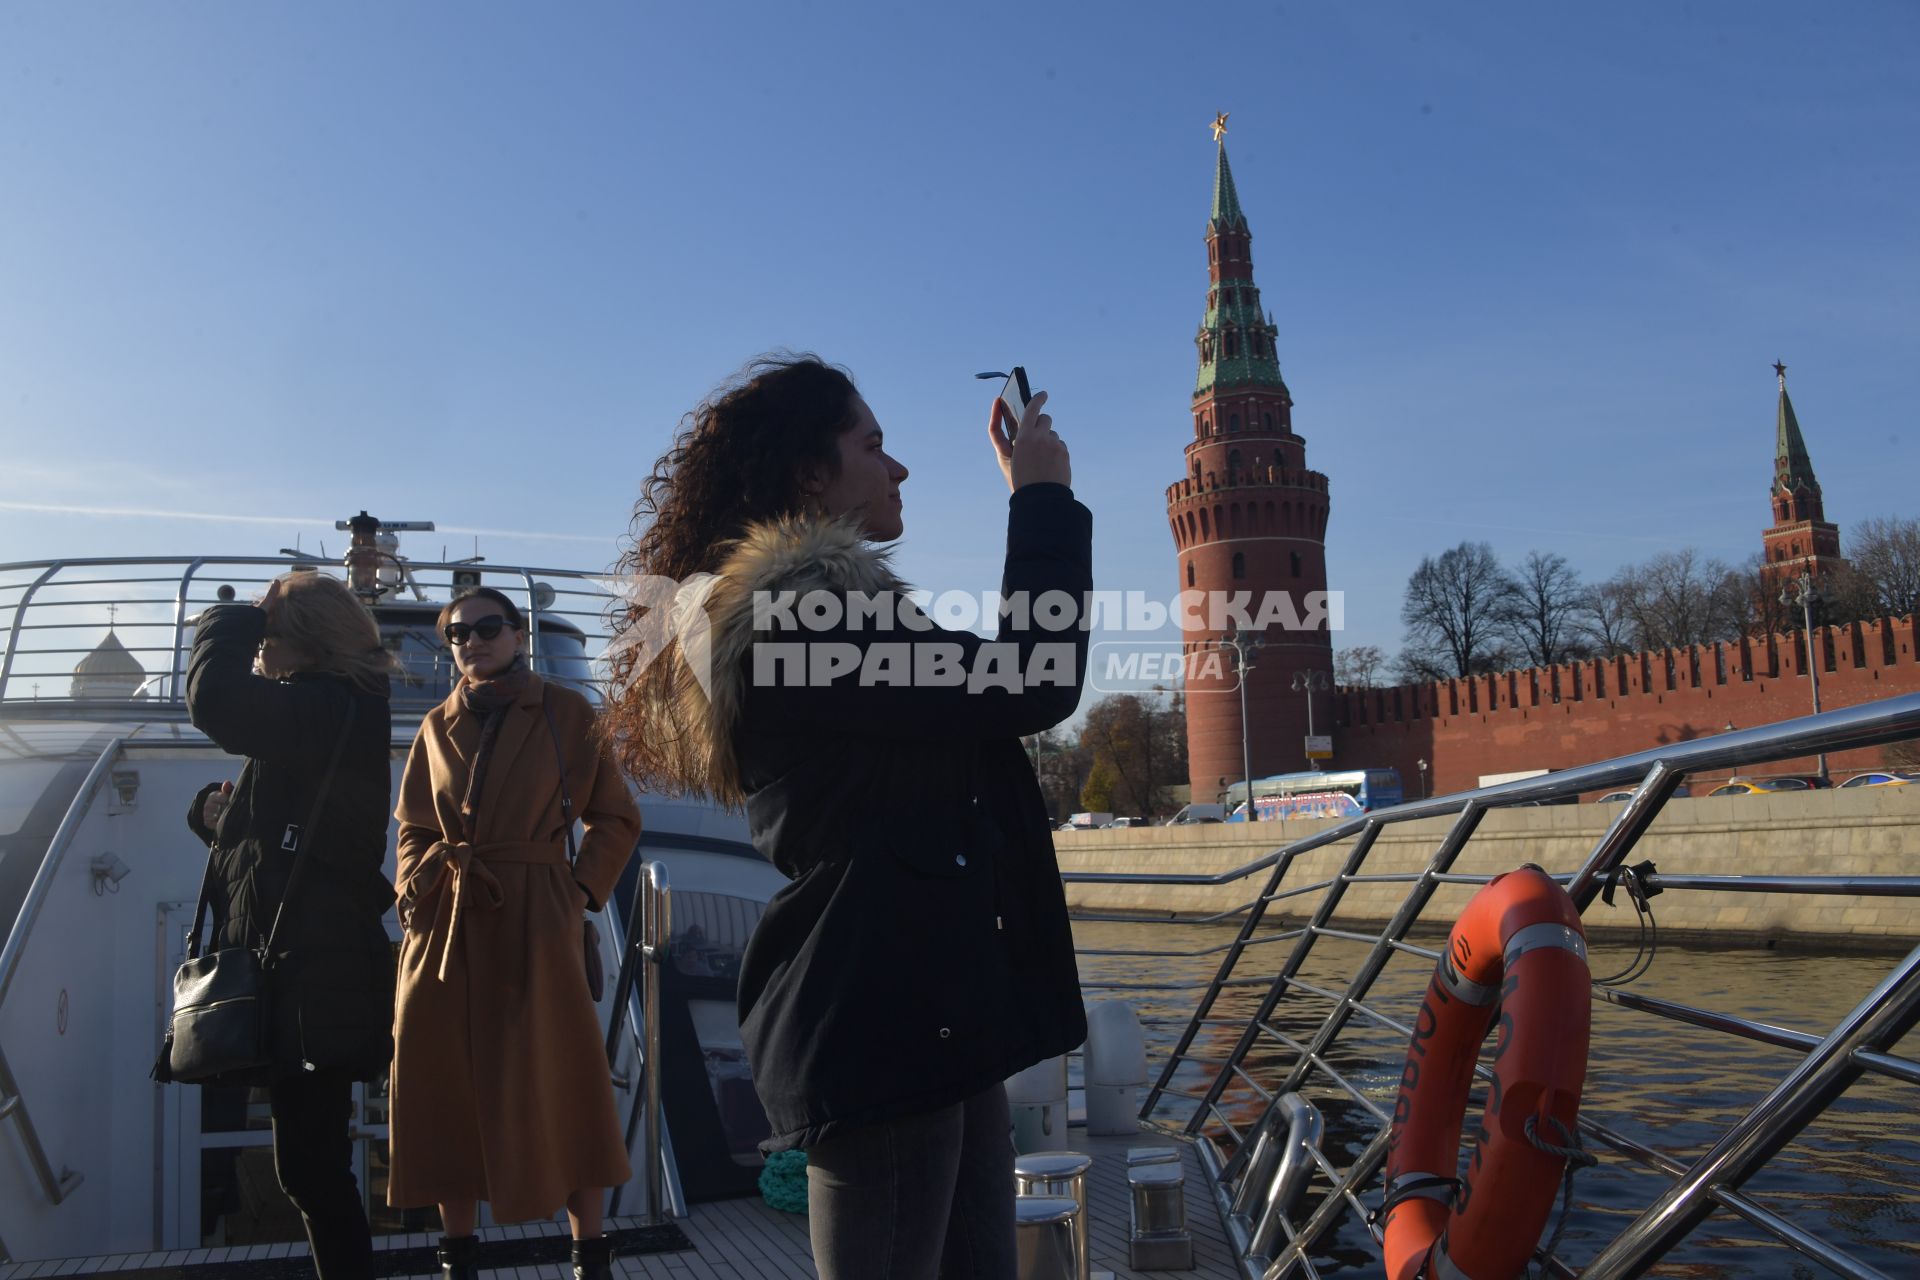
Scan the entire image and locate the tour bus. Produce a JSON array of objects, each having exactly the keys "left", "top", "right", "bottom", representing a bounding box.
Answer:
[{"left": 1224, "top": 768, "right": 1404, "bottom": 821}]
